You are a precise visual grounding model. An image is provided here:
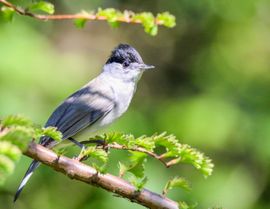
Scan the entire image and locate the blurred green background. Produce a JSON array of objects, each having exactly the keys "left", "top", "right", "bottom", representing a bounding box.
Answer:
[{"left": 1, "top": 0, "right": 270, "bottom": 208}]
